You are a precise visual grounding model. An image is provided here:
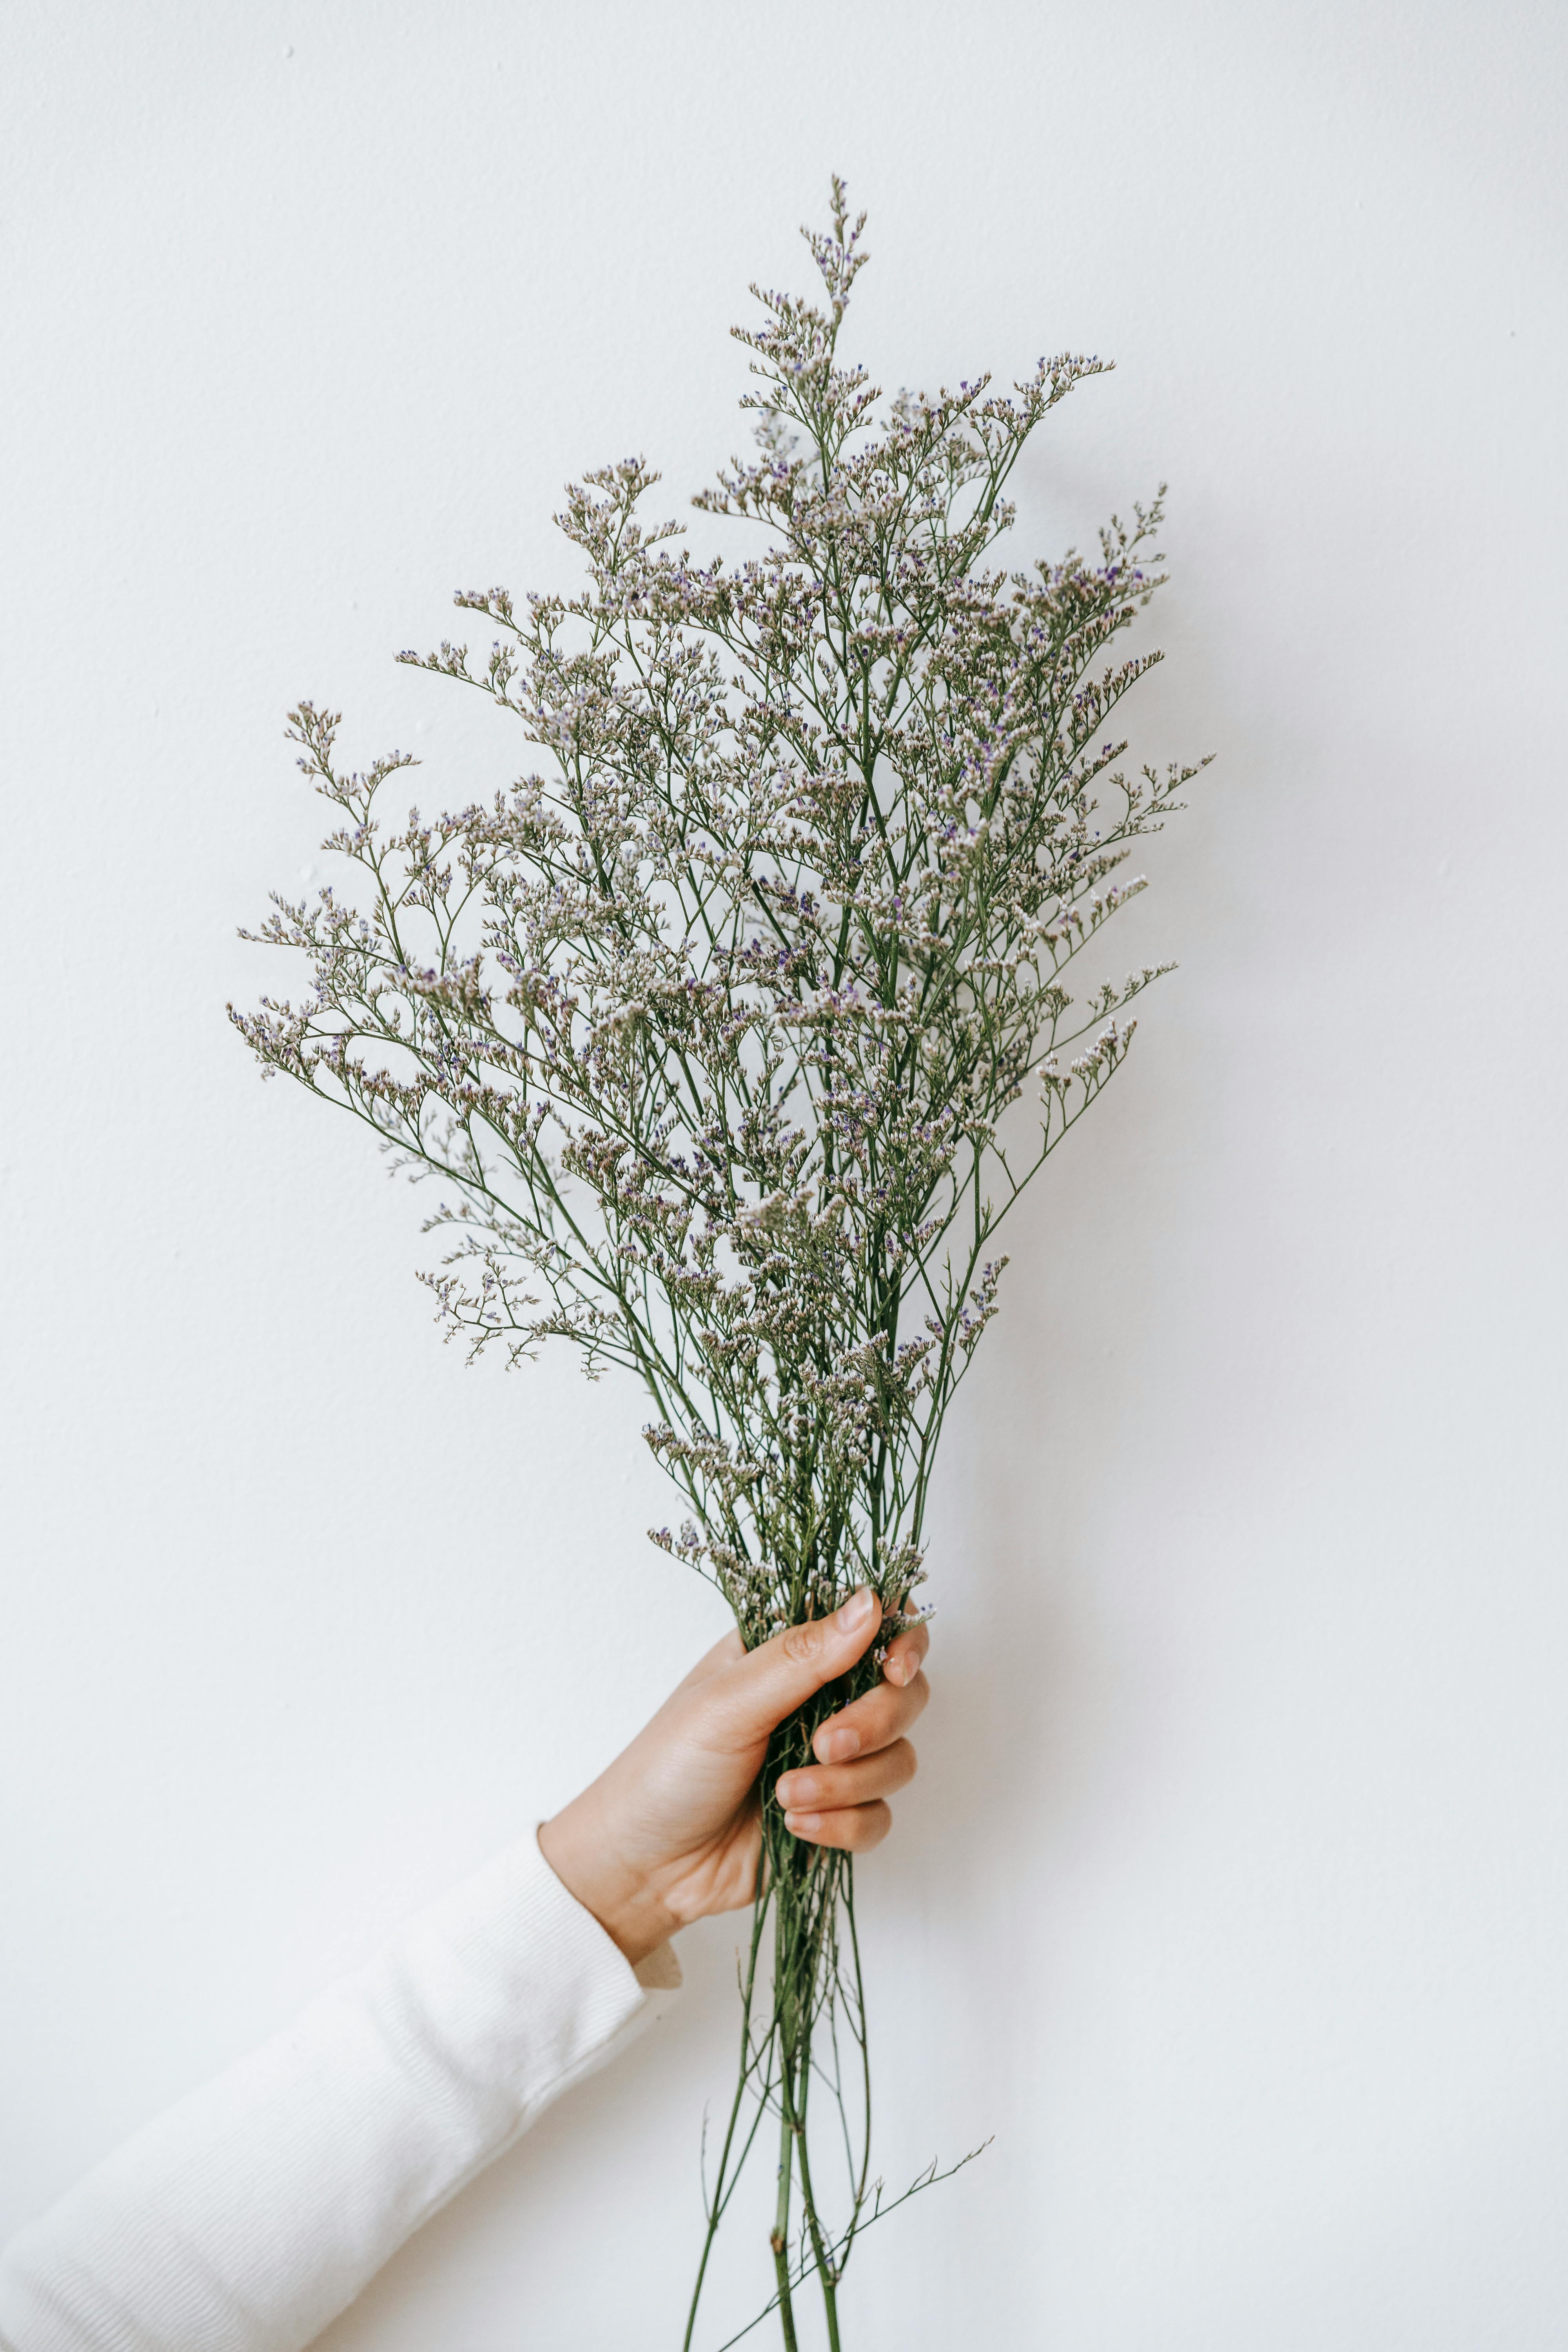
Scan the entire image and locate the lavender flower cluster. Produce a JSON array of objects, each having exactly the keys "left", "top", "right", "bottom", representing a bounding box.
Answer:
[{"left": 234, "top": 183, "right": 1195, "bottom": 1662}]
